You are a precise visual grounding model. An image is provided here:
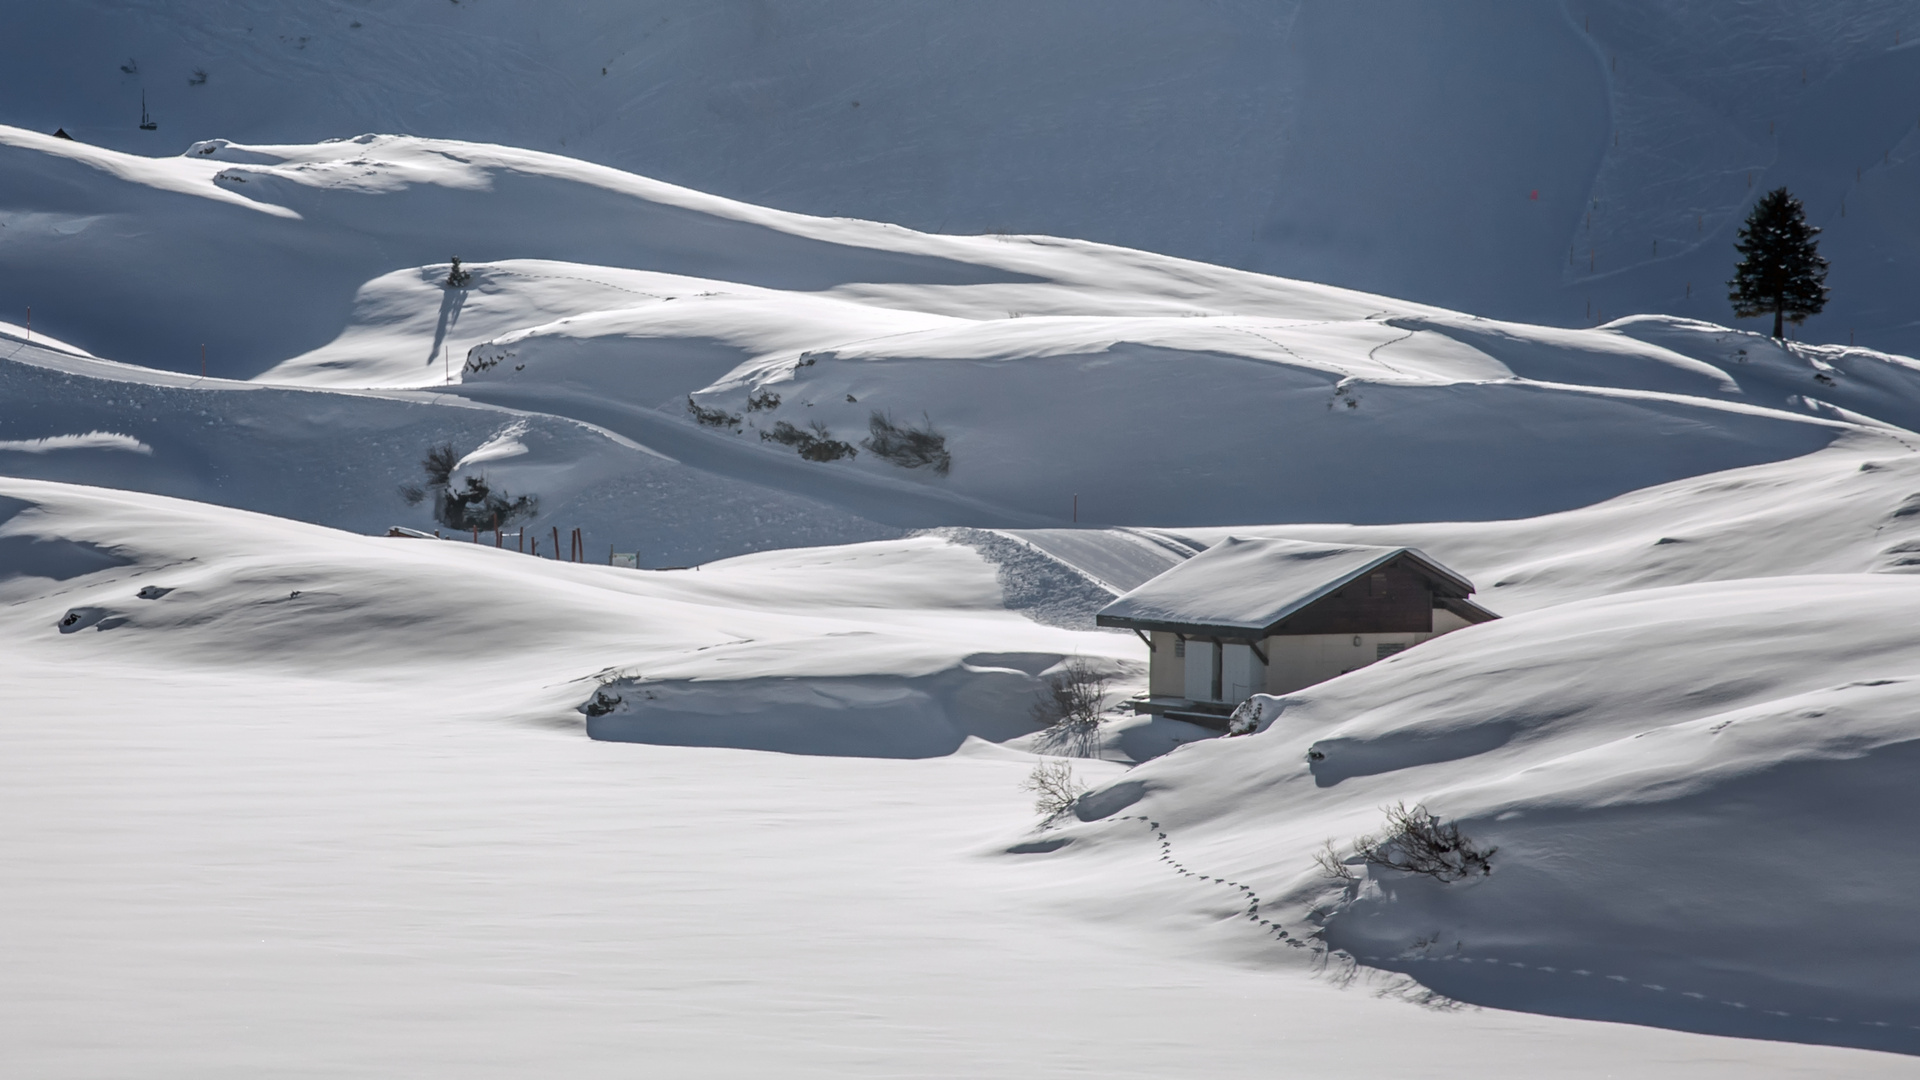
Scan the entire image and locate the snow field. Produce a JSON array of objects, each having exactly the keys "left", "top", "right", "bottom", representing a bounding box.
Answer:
[
  {"left": 12, "top": 128, "right": 1920, "bottom": 545},
  {"left": 1, "top": 90, "right": 1919, "bottom": 1070},
  {"left": 1043, "top": 573, "right": 1920, "bottom": 1054},
  {"left": 13, "top": 2, "right": 1920, "bottom": 351},
  {"left": 2, "top": 477, "right": 1911, "bottom": 1077}
]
